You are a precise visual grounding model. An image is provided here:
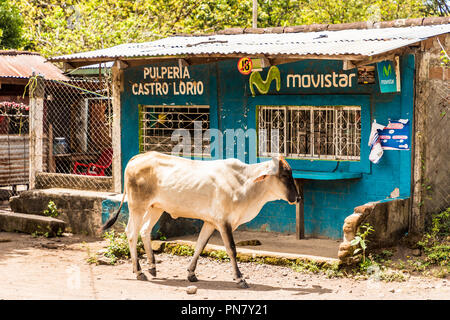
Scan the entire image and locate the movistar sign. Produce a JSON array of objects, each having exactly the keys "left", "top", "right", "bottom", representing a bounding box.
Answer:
[
  {"left": 383, "top": 64, "right": 392, "bottom": 77},
  {"left": 377, "top": 60, "right": 399, "bottom": 93}
]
